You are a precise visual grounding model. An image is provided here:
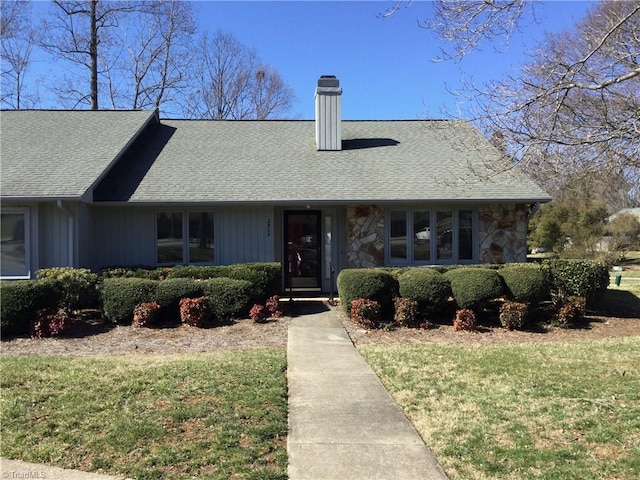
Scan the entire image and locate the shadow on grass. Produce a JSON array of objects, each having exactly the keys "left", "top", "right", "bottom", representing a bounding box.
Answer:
[{"left": 591, "top": 289, "right": 640, "bottom": 318}]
